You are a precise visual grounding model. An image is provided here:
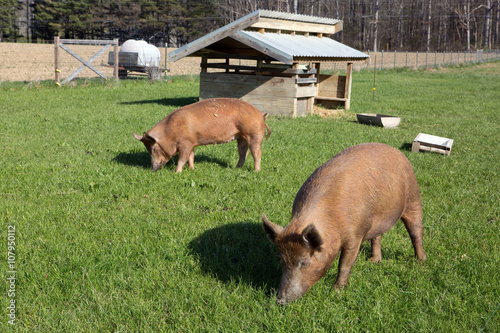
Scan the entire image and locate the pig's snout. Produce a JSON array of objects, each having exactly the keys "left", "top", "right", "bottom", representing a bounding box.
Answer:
[
  {"left": 151, "top": 160, "right": 167, "bottom": 172},
  {"left": 276, "top": 289, "right": 304, "bottom": 305},
  {"left": 275, "top": 273, "right": 309, "bottom": 304}
]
